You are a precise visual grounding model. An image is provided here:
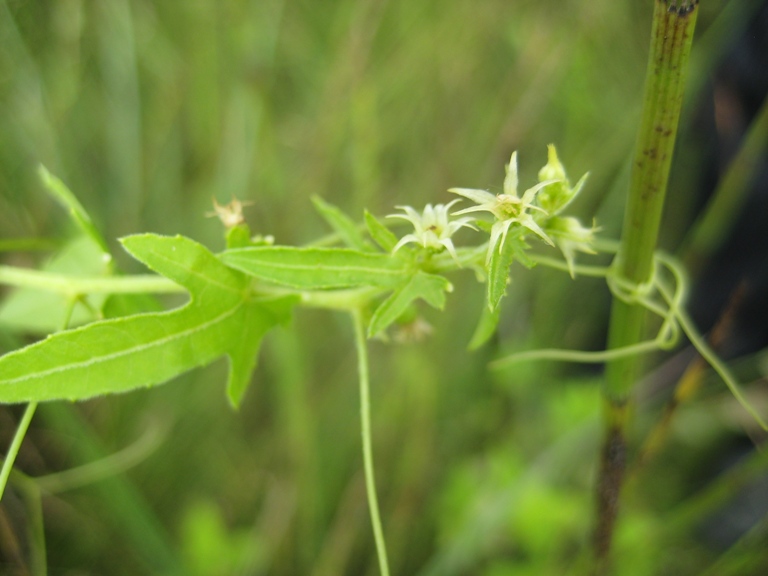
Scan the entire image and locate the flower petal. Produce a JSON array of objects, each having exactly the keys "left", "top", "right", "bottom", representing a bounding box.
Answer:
[
  {"left": 439, "top": 238, "right": 461, "bottom": 265},
  {"left": 520, "top": 179, "right": 559, "bottom": 206},
  {"left": 519, "top": 217, "right": 554, "bottom": 246},
  {"left": 452, "top": 205, "right": 495, "bottom": 216},
  {"left": 392, "top": 234, "right": 418, "bottom": 254},
  {"left": 448, "top": 187, "right": 497, "bottom": 205},
  {"left": 485, "top": 219, "right": 514, "bottom": 263},
  {"left": 443, "top": 198, "right": 464, "bottom": 211},
  {"left": 447, "top": 218, "right": 477, "bottom": 235}
]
